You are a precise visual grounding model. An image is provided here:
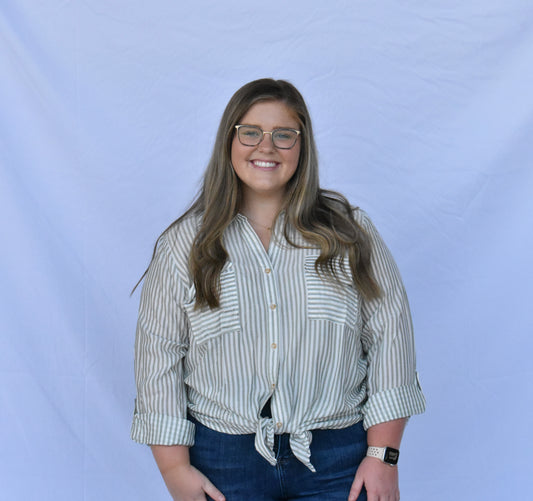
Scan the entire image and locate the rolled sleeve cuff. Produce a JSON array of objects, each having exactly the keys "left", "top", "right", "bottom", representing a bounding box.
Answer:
[
  {"left": 363, "top": 374, "right": 426, "bottom": 430},
  {"left": 131, "top": 412, "right": 195, "bottom": 446}
]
